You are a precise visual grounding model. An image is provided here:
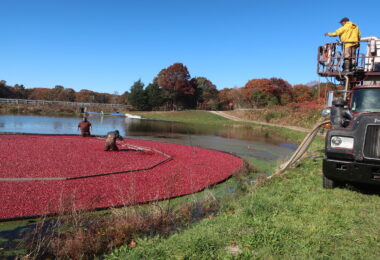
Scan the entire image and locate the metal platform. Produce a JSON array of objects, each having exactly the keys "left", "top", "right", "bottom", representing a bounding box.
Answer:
[{"left": 317, "top": 38, "right": 380, "bottom": 81}]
